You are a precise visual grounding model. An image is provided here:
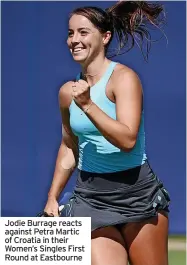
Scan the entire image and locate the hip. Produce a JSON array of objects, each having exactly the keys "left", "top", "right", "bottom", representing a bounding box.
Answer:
[{"left": 74, "top": 160, "right": 170, "bottom": 210}]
